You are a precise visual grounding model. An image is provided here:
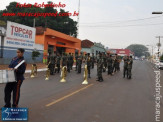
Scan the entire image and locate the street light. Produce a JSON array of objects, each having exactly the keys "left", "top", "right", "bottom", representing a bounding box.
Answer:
[
  {"left": 152, "top": 12, "right": 163, "bottom": 14},
  {"left": 152, "top": 12, "right": 163, "bottom": 58}
]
